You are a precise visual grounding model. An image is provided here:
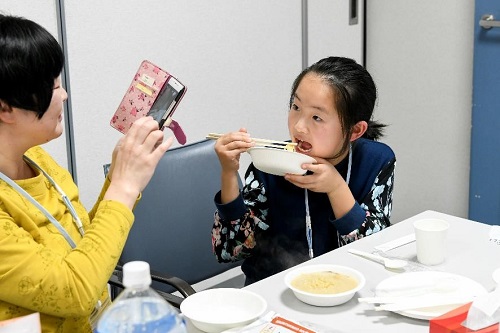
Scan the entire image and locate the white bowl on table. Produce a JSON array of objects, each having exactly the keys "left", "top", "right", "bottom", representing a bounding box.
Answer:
[
  {"left": 247, "top": 147, "right": 317, "bottom": 176},
  {"left": 180, "top": 288, "right": 267, "bottom": 333},
  {"left": 284, "top": 264, "right": 366, "bottom": 307}
]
